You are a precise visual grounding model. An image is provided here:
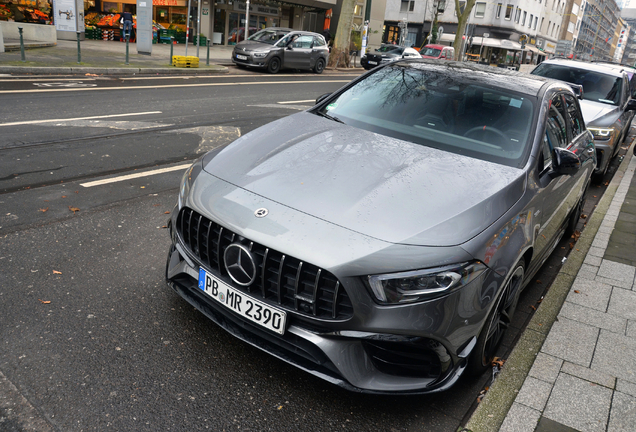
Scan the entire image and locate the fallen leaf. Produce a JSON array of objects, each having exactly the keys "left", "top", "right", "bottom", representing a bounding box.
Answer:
[
  {"left": 53, "top": 270, "right": 62, "bottom": 274},
  {"left": 571, "top": 230, "right": 581, "bottom": 241},
  {"left": 38, "top": 299, "right": 51, "bottom": 304},
  {"left": 581, "top": 214, "right": 587, "bottom": 219},
  {"left": 164, "top": 211, "right": 170, "bottom": 214},
  {"left": 277, "top": 406, "right": 283, "bottom": 410},
  {"left": 604, "top": 182, "right": 609, "bottom": 186},
  {"left": 536, "top": 280, "right": 542, "bottom": 284},
  {"left": 140, "top": 186, "right": 145, "bottom": 189},
  {"left": 69, "top": 206, "right": 80, "bottom": 213},
  {"left": 62, "top": 196, "right": 67, "bottom": 198},
  {"left": 569, "top": 242, "right": 575, "bottom": 249},
  {"left": 593, "top": 195, "right": 597, "bottom": 198},
  {"left": 574, "top": 290, "right": 581, "bottom": 294},
  {"left": 75, "top": 191, "right": 79, "bottom": 194},
  {"left": 161, "top": 225, "right": 168, "bottom": 229},
  {"left": 153, "top": 204, "right": 161, "bottom": 207},
  {"left": 39, "top": 207, "right": 49, "bottom": 212},
  {"left": 541, "top": 234, "right": 546, "bottom": 239},
  {"left": 530, "top": 305, "right": 537, "bottom": 310}
]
